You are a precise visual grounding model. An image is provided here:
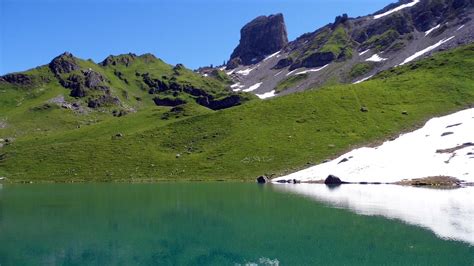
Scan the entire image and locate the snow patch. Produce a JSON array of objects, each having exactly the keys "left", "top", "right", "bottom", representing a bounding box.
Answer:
[
  {"left": 353, "top": 75, "right": 374, "bottom": 84},
  {"left": 294, "top": 65, "right": 329, "bottom": 75},
  {"left": 374, "top": 0, "right": 421, "bottom": 19},
  {"left": 273, "top": 108, "right": 474, "bottom": 183},
  {"left": 425, "top": 24, "right": 441, "bottom": 36},
  {"left": 243, "top": 82, "right": 263, "bottom": 92},
  {"left": 256, "top": 90, "right": 276, "bottom": 99},
  {"left": 366, "top": 54, "right": 387, "bottom": 62},
  {"left": 274, "top": 70, "right": 284, "bottom": 77},
  {"left": 263, "top": 51, "right": 281, "bottom": 62},
  {"left": 236, "top": 65, "right": 259, "bottom": 76},
  {"left": 286, "top": 69, "right": 298, "bottom": 76},
  {"left": 230, "top": 83, "right": 245, "bottom": 91},
  {"left": 400, "top": 36, "right": 455, "bottom": 65},
  {"left": 359, "top": 49, "right": 370, "bottom": 56},
  {"left": 457, "top": 25, "right": 465, "bottom": 31}
]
